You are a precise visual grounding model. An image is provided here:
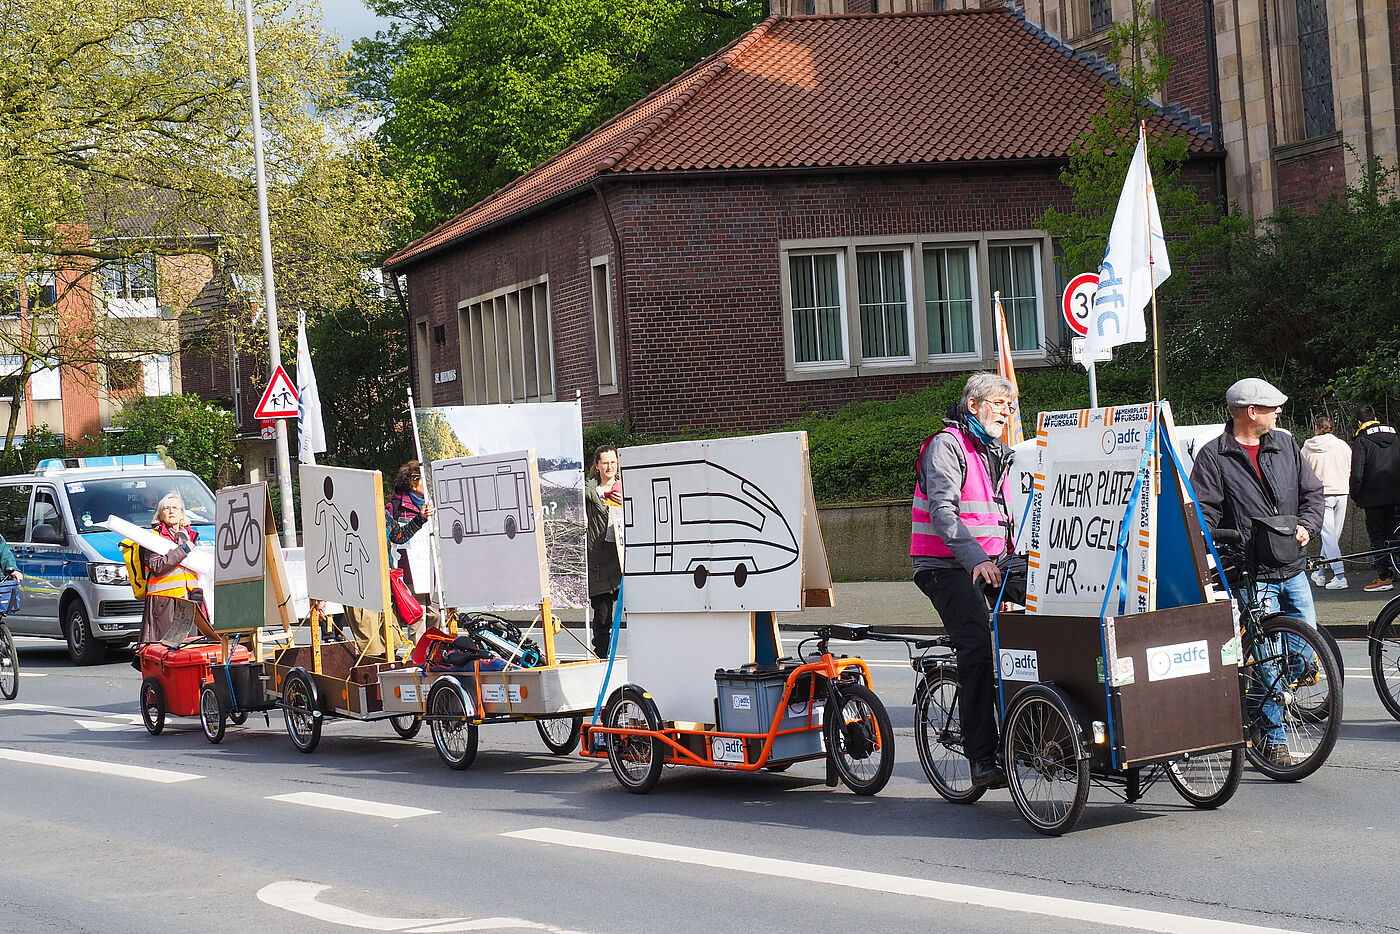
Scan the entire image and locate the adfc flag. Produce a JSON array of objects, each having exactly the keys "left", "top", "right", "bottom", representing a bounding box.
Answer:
[
  {"left": 1086, "top": 123, "right": 1171, "bottom": 354},
  {"left": 295, "top": 308, "right": 326, "bottom": 465},
  {"left": 993, "top": 291, "right": 1024, "bottom": 447}
]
